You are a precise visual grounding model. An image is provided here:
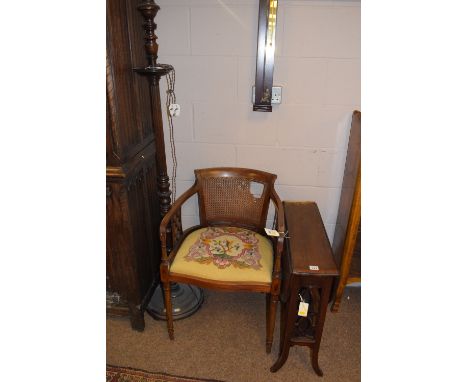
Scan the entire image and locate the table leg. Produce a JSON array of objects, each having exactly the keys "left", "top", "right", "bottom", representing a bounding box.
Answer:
[
  {"left": 270, "top": 286, "right": 298, "bottom": 372},
  {"left": 311, "top": 348, "right": 324, "bottom": 377},
  {"left": 310, "top": 279, "right": 332, "bottom": 376},
  {"left": 279, "top": 291, "right": 290, "bottom": 353}
]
